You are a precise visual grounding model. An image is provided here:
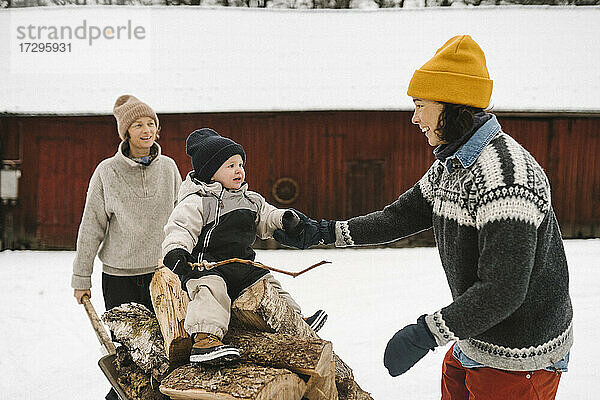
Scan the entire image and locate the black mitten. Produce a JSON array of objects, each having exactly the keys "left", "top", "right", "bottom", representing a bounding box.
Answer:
[
  {"left": 274, "top": 209, "right": 336, "bottom": 249},
  {"left": 163, "top": 248, "right": 192, "bottom": 277},
  {"left": 383, "top": 314, "right": 437, "bottom": 376},
  {"left": 282, "top": 210, "right": 304, "bottom": 238}
]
